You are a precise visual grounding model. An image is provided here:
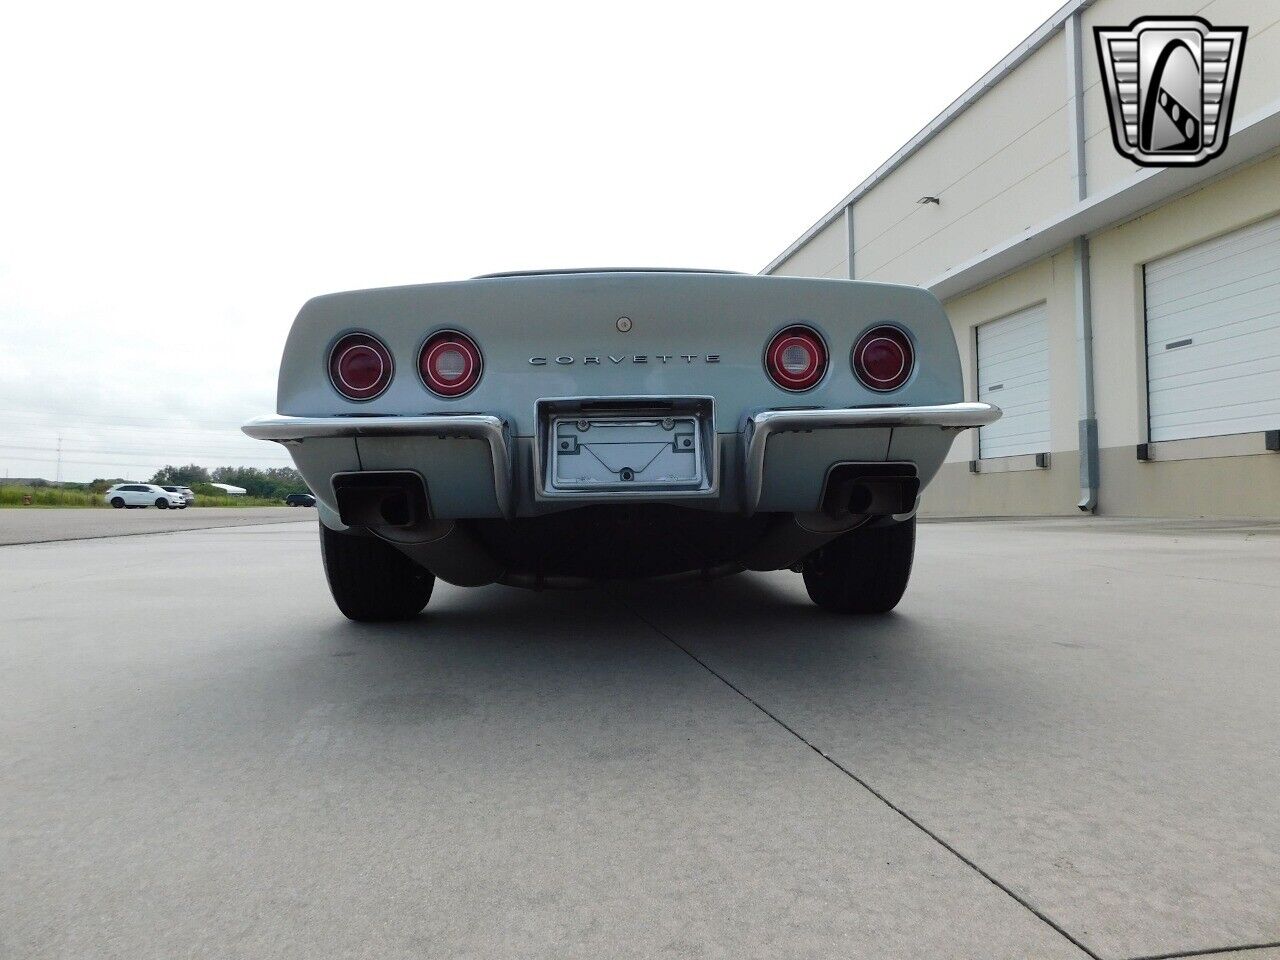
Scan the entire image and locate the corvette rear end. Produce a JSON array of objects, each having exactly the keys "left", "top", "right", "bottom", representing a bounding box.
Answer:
[{"left": 244, "top": 269, "right": 998, "bottom": 620}]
